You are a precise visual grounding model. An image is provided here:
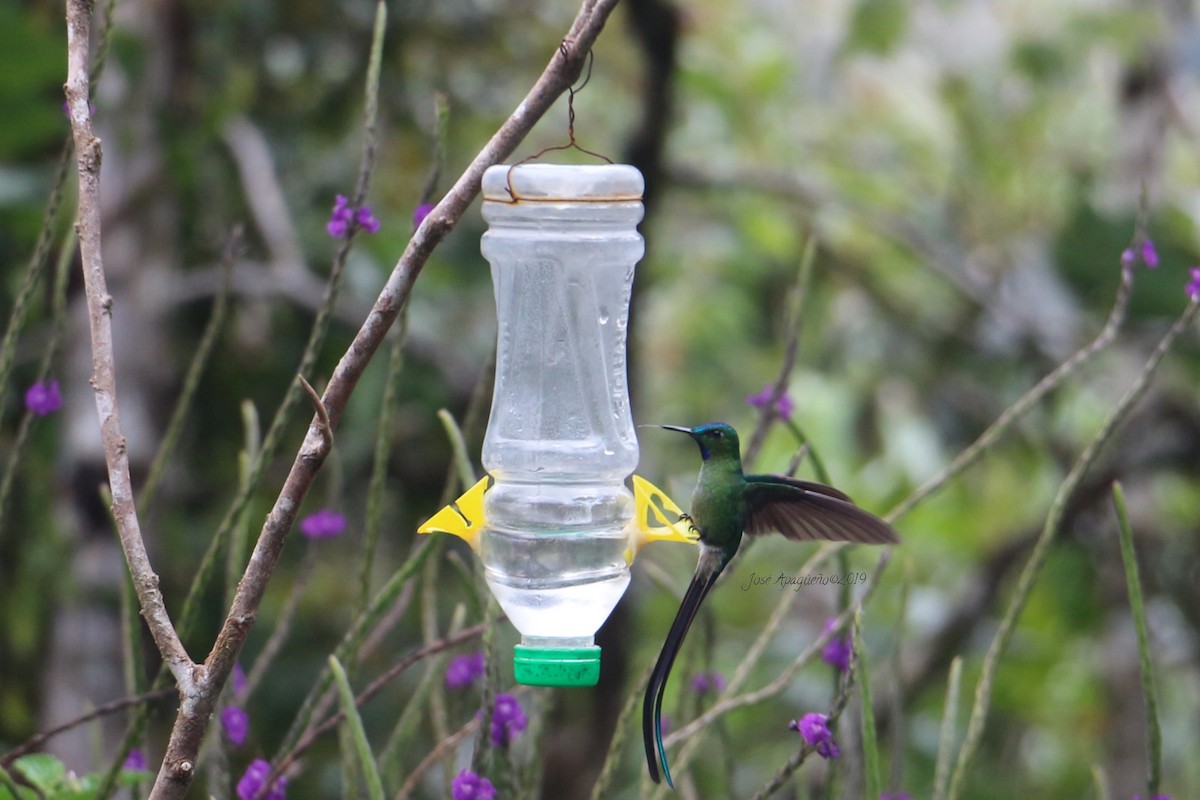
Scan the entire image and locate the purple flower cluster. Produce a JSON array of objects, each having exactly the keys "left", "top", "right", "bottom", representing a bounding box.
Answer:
[
  {"left": 746, "top": 385, "right": 794, "bottom": 421},
  {"left": 123, "top": 748, "right": 147, "bottom": 771},
  {"left": 451, "top": 770, "right": 496, "bottom": 800},
  {"left": 236, "top": 759, "right": 286, "bottom": 800},
  {"left": 221, "top": 705, "right": 249, "bottom": 746},
  {"left": 232, "top": 662, "right": 248, "bottom": 695},
  {"left": 789, "top": 712, "right": 840, "bottom": 759},
  {"left": 690, "top": 671, "right": 726, "bottom": 695},
  {"left": 880, "top": 793, "right": 912, "bottom": 800},
  {"left": 25, "top": 381, "right": 62, "bottom": 416},
  {"left": 299, "top": 508, "right": 346, "bottom": 540},
  {"left": 489, "top": 692, "right": 528, "bottom": 747},
  {"left": 326, "top": 195, "right": 380, "bottom": 239},
  {"left": 820, "top": 618, "right": 852, "bottom": 673},
  {"left": 1120, "top": 237, "right": 1200, "bottom": 302},
  {"left": 1131, "top": 795, "right": 1171, "bottom": 800},
  {"left": 445, "top": 651, "right": 486, "bottom": 689},
  {"left": 1122, "top": 239, "right": 1159, "bottom": 271}
]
